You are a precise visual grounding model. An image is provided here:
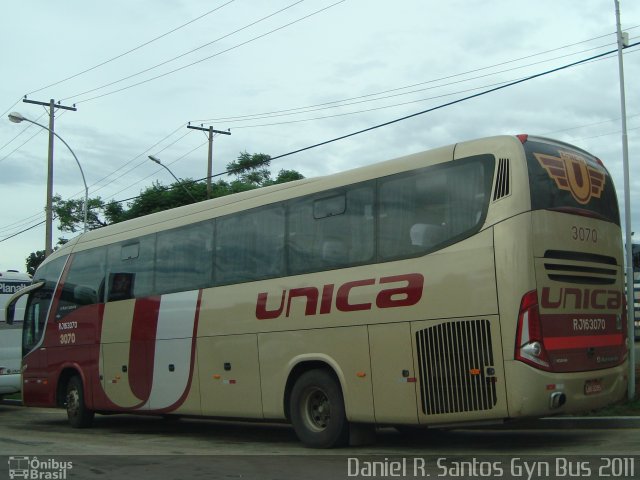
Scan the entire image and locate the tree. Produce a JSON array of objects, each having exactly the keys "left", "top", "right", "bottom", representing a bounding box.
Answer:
[
  {"left": 26, "top": 250, "right": 45, "bottom": 276},
  {"left": 25, "top": 238, "right": 68, "bottom": 275},
  {"left": 226, "top": 151, "right": 272, "bottom": 187},
  {"left": 27, "top": 152, "right": 304, "bottom": 271},
  {"left": 274, "top": 169, "right": 305, "bottom": 184},
  {"left": 52, "top": 195, "right": 111, "bottom": 234}
]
